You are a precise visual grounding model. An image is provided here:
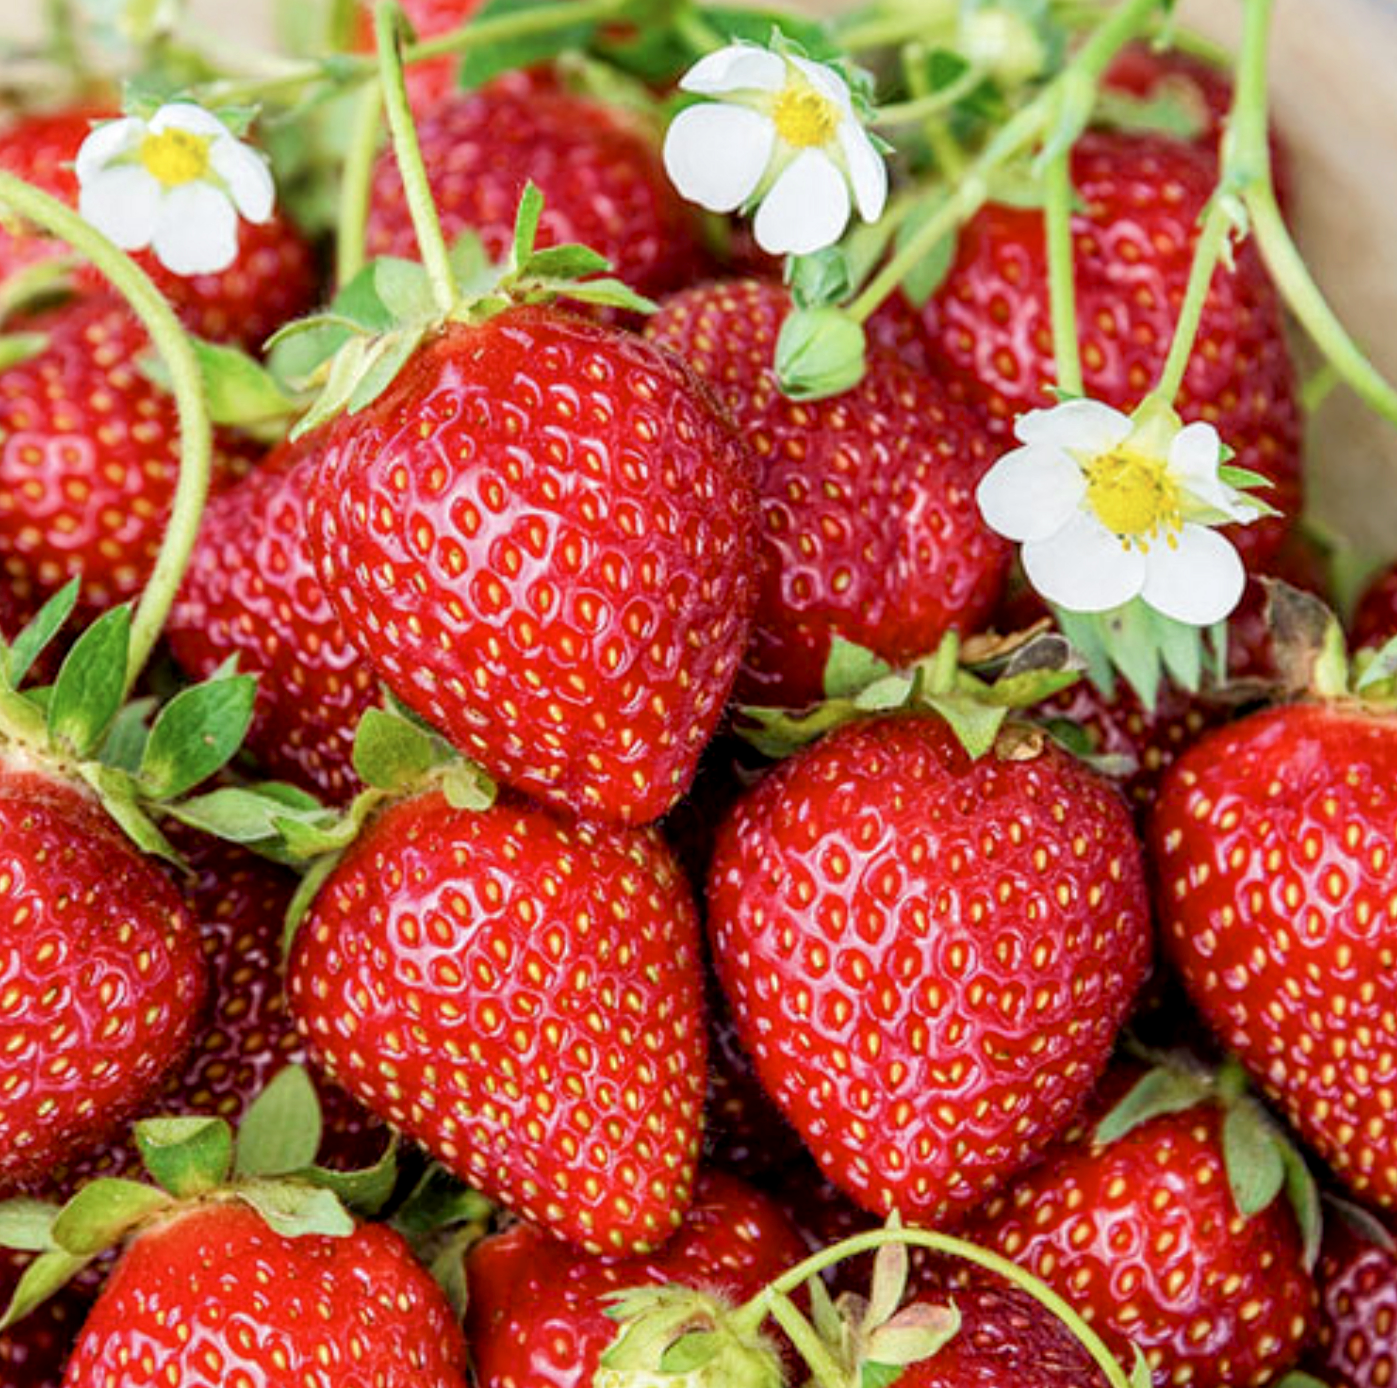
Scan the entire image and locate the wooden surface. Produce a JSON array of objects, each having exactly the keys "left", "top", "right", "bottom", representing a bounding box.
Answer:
[{"left": 3, "top": 0, "right": 1397, "bottom": 556}]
